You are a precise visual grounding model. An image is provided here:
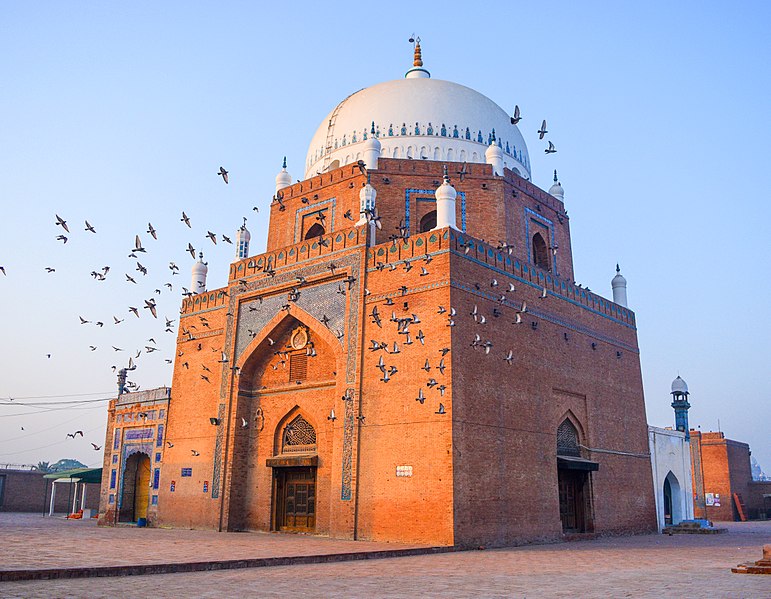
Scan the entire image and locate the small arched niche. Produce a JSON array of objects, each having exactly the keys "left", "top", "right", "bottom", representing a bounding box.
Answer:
[
  {"left": 532, "top": 231, "right": 550, "bottom": 271},
  {"left": 419, "top": 210, "right": 437, "bottom": 233},
  {"left": 304, "top": 223, "right": 325, "bottom": 240}
]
